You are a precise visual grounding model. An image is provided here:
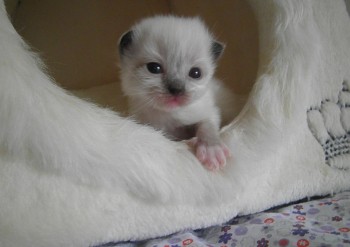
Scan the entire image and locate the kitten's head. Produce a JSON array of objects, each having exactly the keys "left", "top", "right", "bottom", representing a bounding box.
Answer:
[{"left": 119, "top": 16, "right": 224, "bottom": 111}]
